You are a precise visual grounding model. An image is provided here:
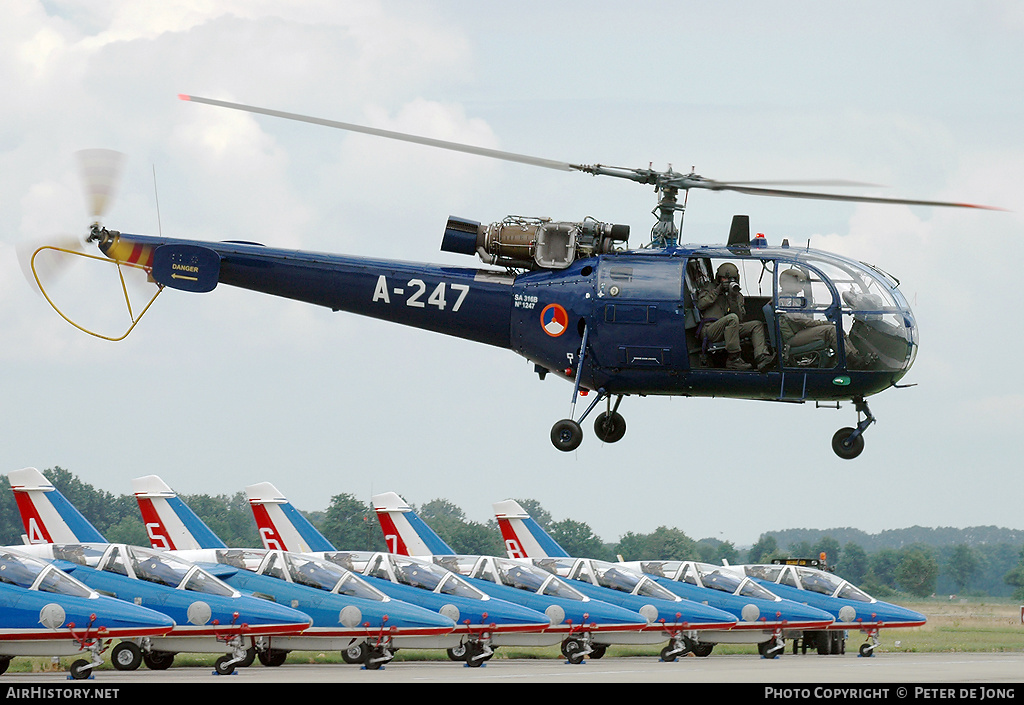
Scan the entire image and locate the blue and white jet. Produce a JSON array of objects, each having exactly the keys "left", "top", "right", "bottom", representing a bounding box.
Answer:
[
  {"left": 495, "top": 499, "right": 836, "bottom": 660},
  {"left": 0, "top": 547, "right": 174, "bottom": 680}
]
